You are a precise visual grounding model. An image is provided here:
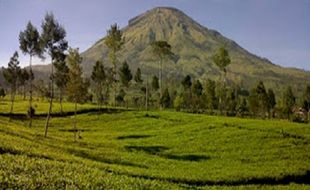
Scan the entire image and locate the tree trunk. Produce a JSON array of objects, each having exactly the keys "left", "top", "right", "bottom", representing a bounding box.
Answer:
[
  {"left": 145, "top": 75, "right": 148, "bottom": 111},
  {"left": 45, "top": 59, "right": 54, "bottom": 138},
  {"left": 29, "top": 55, "right": 33, "bottom": 127},
  {"left": 9, "top": 88, "right": 15, "bottom": 121},
  {"left": 59, "top": 88, "right": 63, "bottom": 115},
  {"left": 74, "top": 100, "right": 77, "bottom": 141}
]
